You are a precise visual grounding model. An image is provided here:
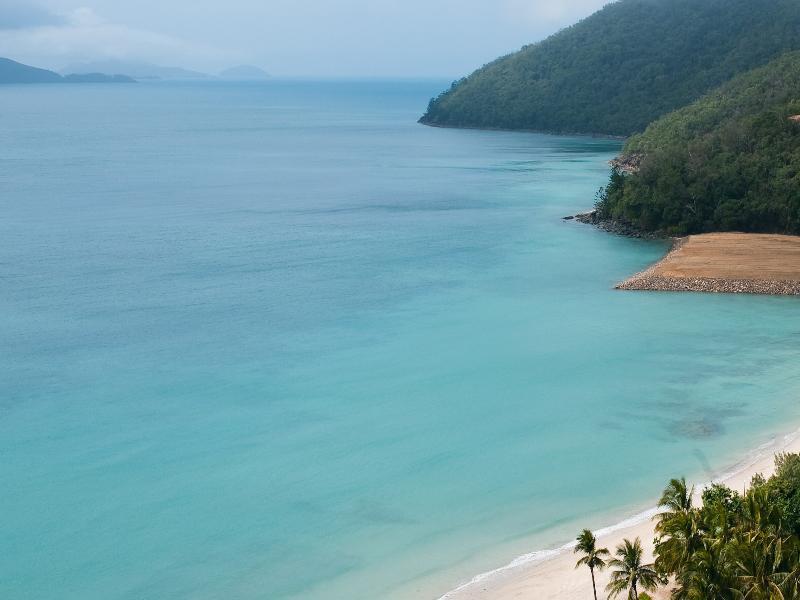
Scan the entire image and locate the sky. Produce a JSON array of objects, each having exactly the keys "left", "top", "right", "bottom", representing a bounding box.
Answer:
[{"left": 0, "top": 0, "right": 611, "bottom": 77}]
